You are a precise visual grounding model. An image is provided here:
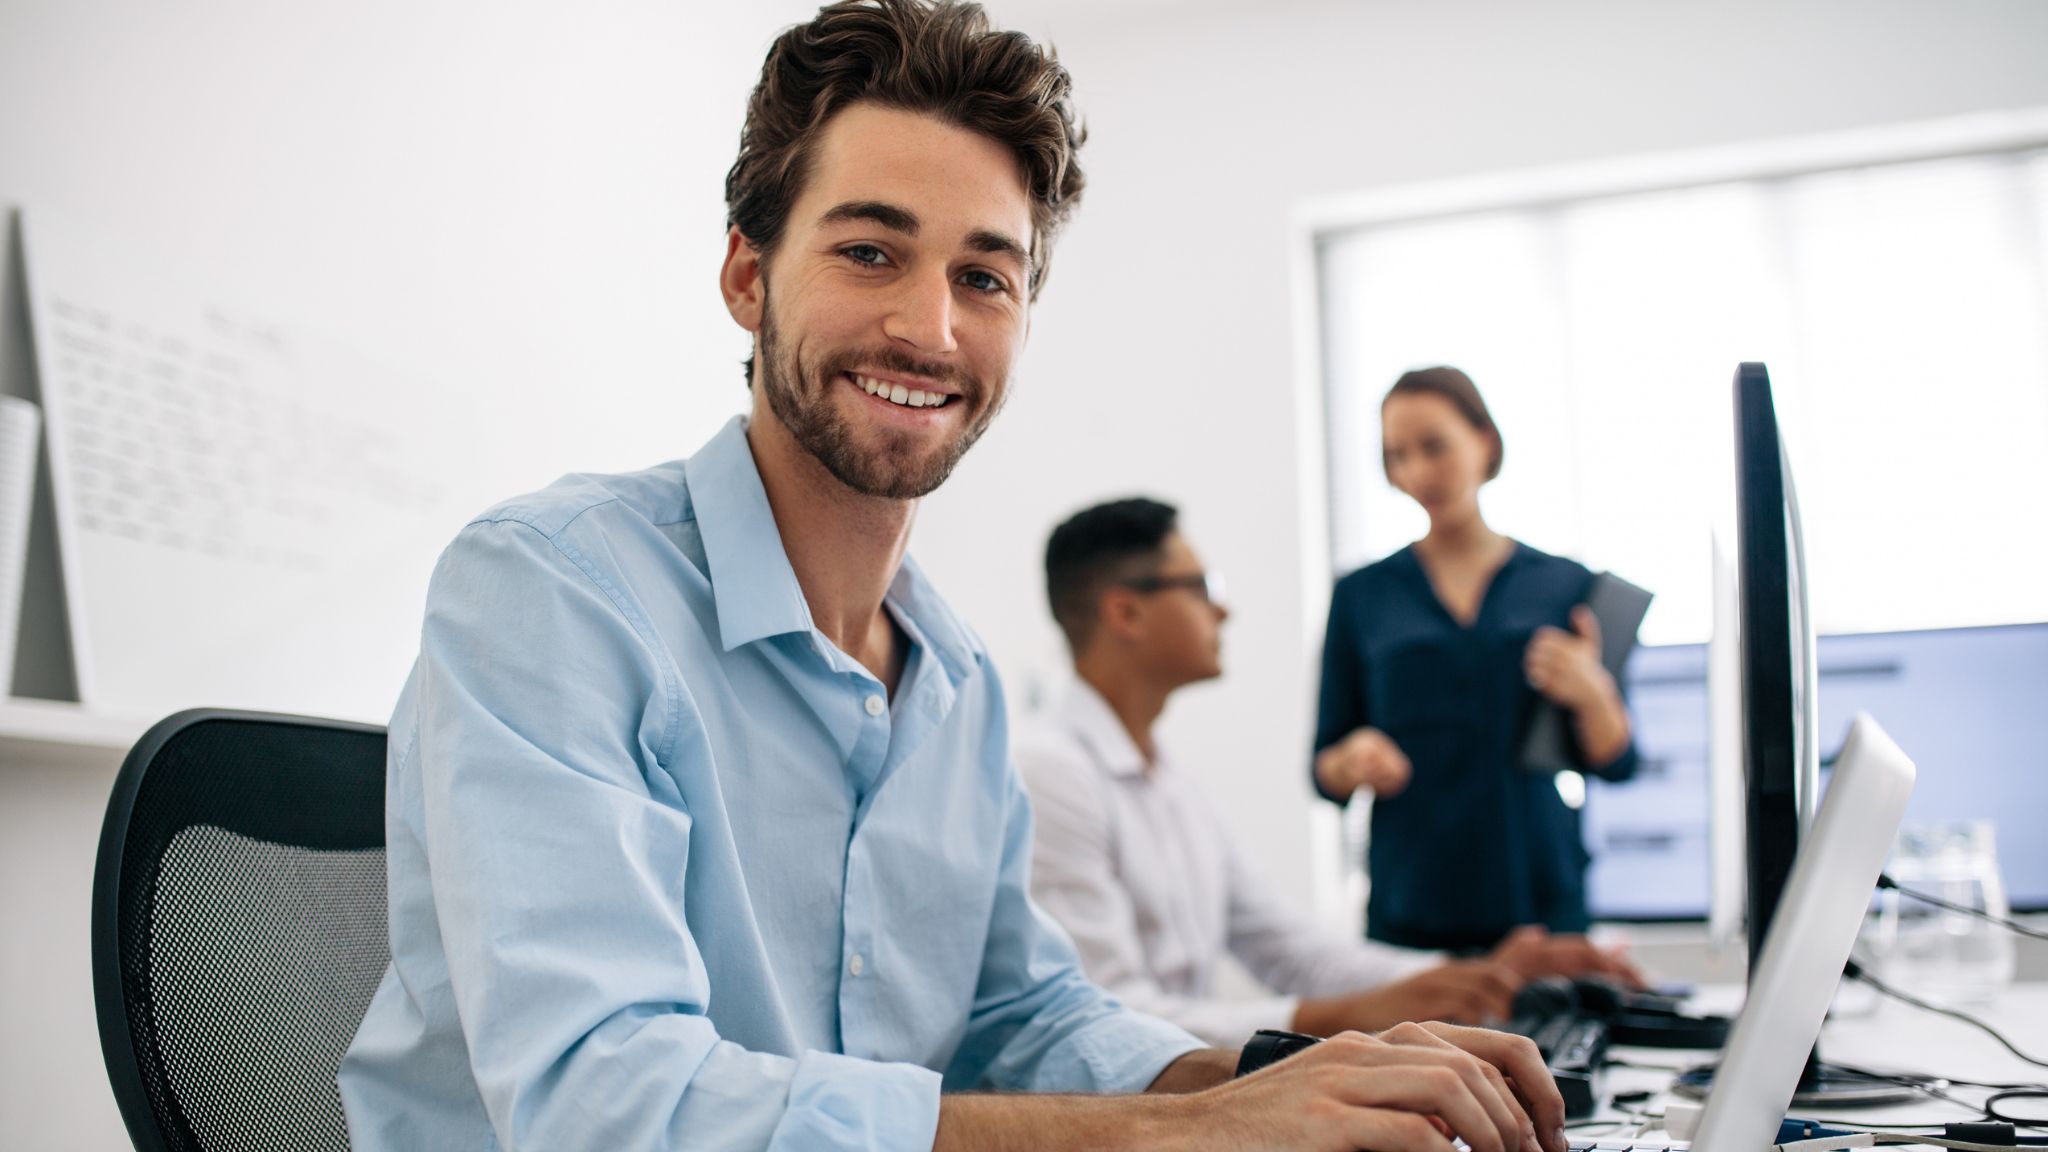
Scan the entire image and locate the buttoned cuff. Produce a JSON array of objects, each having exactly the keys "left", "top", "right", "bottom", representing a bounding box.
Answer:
[{"left": 768, "top": 1050, "right": 942, "bottom": 1152}]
